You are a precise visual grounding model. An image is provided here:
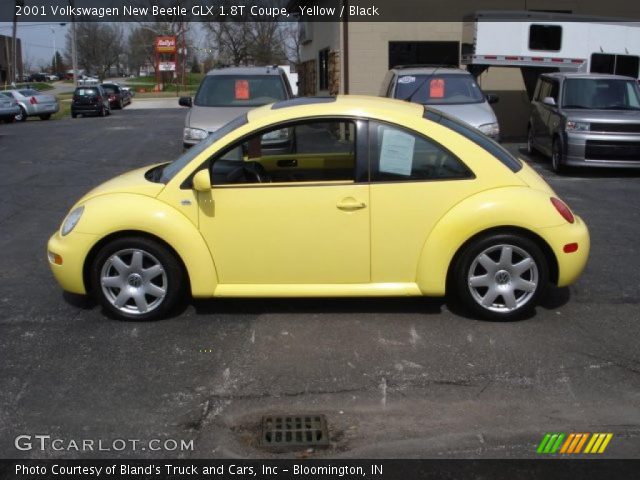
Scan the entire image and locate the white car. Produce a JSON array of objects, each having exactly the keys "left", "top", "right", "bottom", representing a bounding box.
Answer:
[{"left": 77, "top": 76, "right": 99, "bottom": 86}]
